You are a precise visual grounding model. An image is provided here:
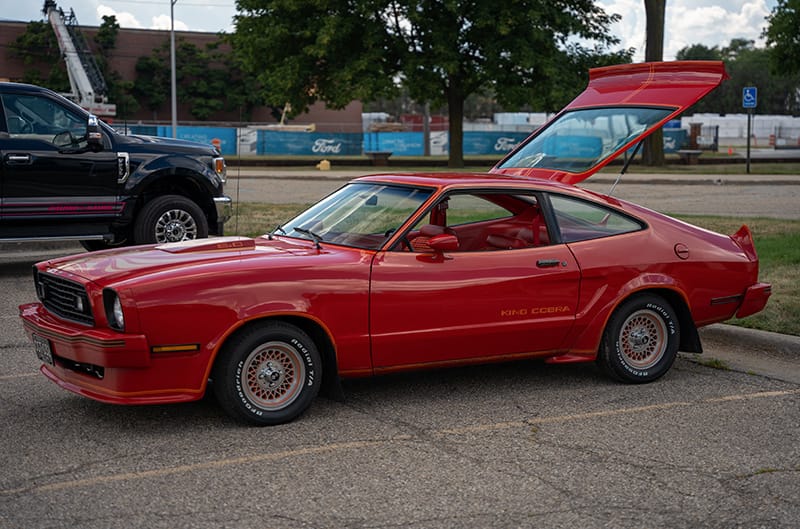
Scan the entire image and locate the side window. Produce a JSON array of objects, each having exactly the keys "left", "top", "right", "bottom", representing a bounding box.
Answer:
[
  {"left": 1, "top": 94, "right": 88, "bottom": 148},
  {"left": 549, "top": 194, "right": 643, "bottom": 243},
  {"left": 403, "top": 192, "right": 550, "bottom": 252}
]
